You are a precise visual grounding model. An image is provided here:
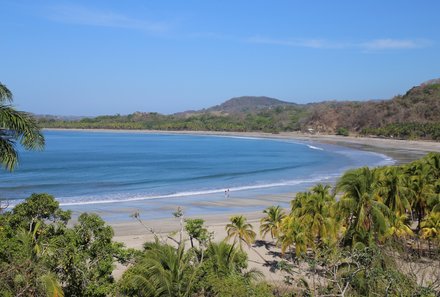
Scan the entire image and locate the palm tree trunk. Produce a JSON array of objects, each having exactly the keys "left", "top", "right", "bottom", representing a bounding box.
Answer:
[{"left": 417, "top": 208, "right": 423, "bottom": 231}]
